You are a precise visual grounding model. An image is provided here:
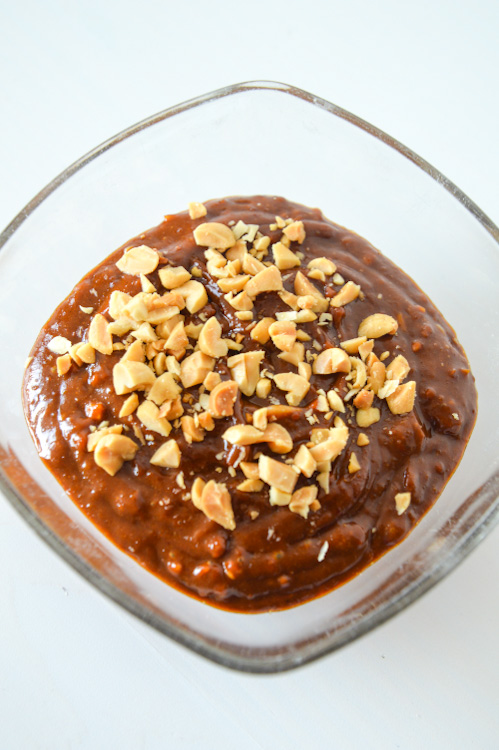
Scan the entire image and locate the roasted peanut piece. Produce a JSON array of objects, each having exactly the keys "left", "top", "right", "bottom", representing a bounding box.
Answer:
[
  {"left": 150, "top": 439, "right": 181, "bottom": 468},
  {"left": 237, "top": 479, "right": 265, "bottom": 493},
  {"left": 176, "top": 280, "right": 208, "bottom": 314},
  {"left": 181, "top": 415, "right": 205, "bottom": 443},
  {"left": 330, "top": 280, "right": 361, "bottom": 308},
  {"left": 395, "top": 492, "right": 411, "bottom": 515},
  {"left": 136, "top": 400, "right": 172, "bottom": 437},
  {"left": 293, "top": 444, "right": 317, "bottom": 478},
  {"left": 273, "top": 373, "right": 310, "bottom": 406},
  {"left": 250, "top": 317, "right": 275, "bottom": 344},
  {"left": 308, "top": 257, "right": 336, "bottom": 275},
  {"left": 116, "top": 245, "right": 159, "bottom": 276},
  {"left": 180, "top": 351, "right": 215, "bottom": 388},
  {"left": 358, "top": 313, "right": 398, "bottom": 338},
  {"left": 88, "top": 313, "right": 113, "bottom": 355},
  {"left": 94, "top": 434, "right": 138, "bottom": 476},
  {"left": 386, "top": 354, "right": 410, "bottom": 382},
  {"left": 357, "top": 432, "right": 370, "bottom": 447},
  {"left": 228, "top": 350, "right": 265, "bottom": 396},
  {"left": 387, "top": 381, "right": 416, "bottom": 415},
  {"left": 119, "top": 393, "right": 139, "bottom": 418},
  {"left": 193, "top": 222, "right": 235, "bottom": 250},
  {"left": 268, "top": 320, "right": 297, "bottom": 352},
  {"left": 188, "top": 202, "right": 207, "bottom": 219},
  {"left": 244, "top": 265, "right": 283, "bottom": 297},
  {"left": 356, "top": 407, "right": 381, "bottom": 428},
  {"left": 272, "top": 242, "right": 301, "bottom": 270},
  {"left": 158, "top": 266, "right": 192, "bottom": 289},
  {"left": 56, "top": 354, "right": 72, "bottom": 376},
  {"left": 348, "top": 452, "right": 361, "bottom": 473},
  {"left": 113, "top": 361, "right": 156, "bottom": 395},
  {"left": 147, "top": 372, "right": 182, "bottom": 405},
  {"left": 261, "top": 423, "right": 293, "bottom": 454},
  {"left": 258, "top": 455, "right": 298, "bottom": 494},
  {"left": 313, "top": 347, "right": 351, "bottom": 375},
  {"left": 192, "top": 480, "right": 235, "bottom": 530},
  {"left": 289, "top": 486, "right": 318, "bottom": 518},
  {"left": 198, "top": 317, "right": 228, "bottom": 358},
  {"left": 222, "top": 424, "right": 264, "bottom": 446},
  {"left": 48, "top": 336, "right": 72, "bottom": 355},
  {"left": 208, "top": 380, "right": 238, "bottom": 418},
  {"left": 282, "top": 220, "right": 306, "bottom": 244},
  {"left": 340, "top": 336, "right": 367, "bottom": 354}
]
